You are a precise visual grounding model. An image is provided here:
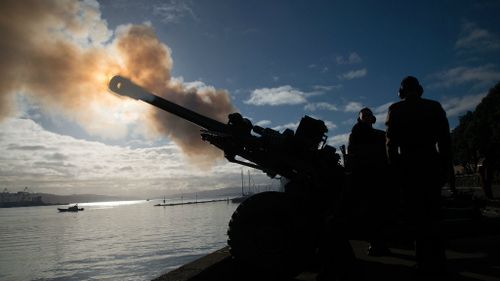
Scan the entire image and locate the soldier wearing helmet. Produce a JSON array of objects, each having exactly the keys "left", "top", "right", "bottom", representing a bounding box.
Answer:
[{"left": 386, "top": 76, "right": 454, "bottom": 275}]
